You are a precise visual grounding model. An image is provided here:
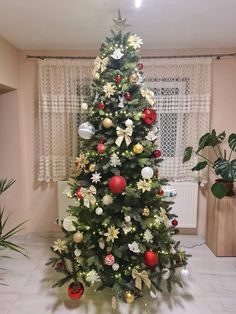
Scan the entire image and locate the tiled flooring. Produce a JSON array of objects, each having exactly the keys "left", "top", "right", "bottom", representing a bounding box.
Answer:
[{"left": 0, "top": 233, "right": 236, "bottom": 314}]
